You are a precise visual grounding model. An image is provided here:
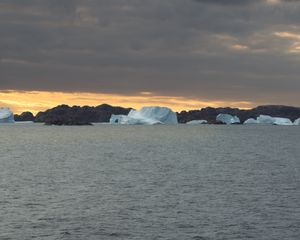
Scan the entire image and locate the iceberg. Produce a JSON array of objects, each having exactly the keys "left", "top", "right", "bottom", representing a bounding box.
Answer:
[
  {"left": 294, "top": 118, "right": 300, "bottom": 125},
  {"left": 244, "top": 118, "right": 259, "bottom": 124},
  {"left": 256, "top": 115, "right": 275, "bottom": 124},
  {"left": 244, "top": 115, "right": 293, "bottom": 125},
  {"left": 216, "top": 114, "right": 240, "bottom": 125},
  {"left": 0, "top": 108, "right": 14, "bottom": 123},
  {"left": 110, "top": 106, "right": 178, "bottom": 125},
  {"left": 256, "top": 115, "right": 293, "bottom": 125},
  {"left": 110, "top": 114, "right": 162, "bottom": 125},
  {"left": 273, "top": 117, "right": 293, "bottom": 126},
  {"left": 186, "top": 120, "right": 208, "bottom": 125}
]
